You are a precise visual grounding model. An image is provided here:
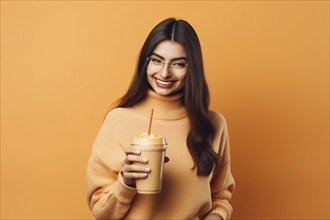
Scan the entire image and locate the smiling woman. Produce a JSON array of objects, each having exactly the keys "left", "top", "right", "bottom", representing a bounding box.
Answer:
[
  {"left": 86, "top": 18, "right": 235, "bottom": 220},
  {"left": 146, "top": 41, "right": 187, "bottom": 96}
]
